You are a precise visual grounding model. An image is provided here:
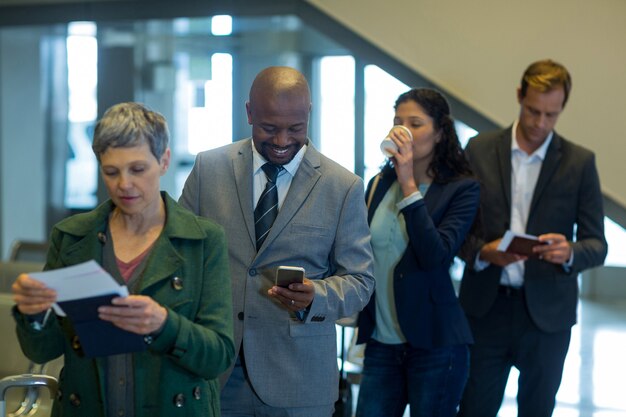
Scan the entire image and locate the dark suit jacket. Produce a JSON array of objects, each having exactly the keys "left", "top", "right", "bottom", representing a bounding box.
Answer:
[
  {"left": 459, "top": 127, "right": 607, "bottom": 333},
  {"left": 357, "top": 167, "right": 478, "bottom": 349}
]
